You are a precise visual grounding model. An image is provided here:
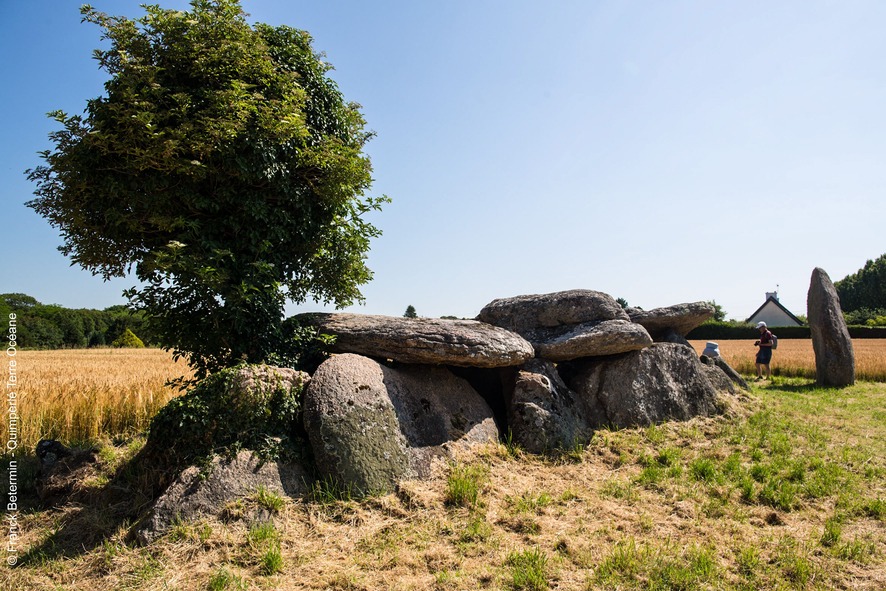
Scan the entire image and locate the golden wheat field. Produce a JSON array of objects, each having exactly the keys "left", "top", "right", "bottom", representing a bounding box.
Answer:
[
  {"left": 689, "top": 338, "right": 886, "bottom": 381},
  {"left": 2, "top": 348, "right": 191, "bottom": 453}
]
